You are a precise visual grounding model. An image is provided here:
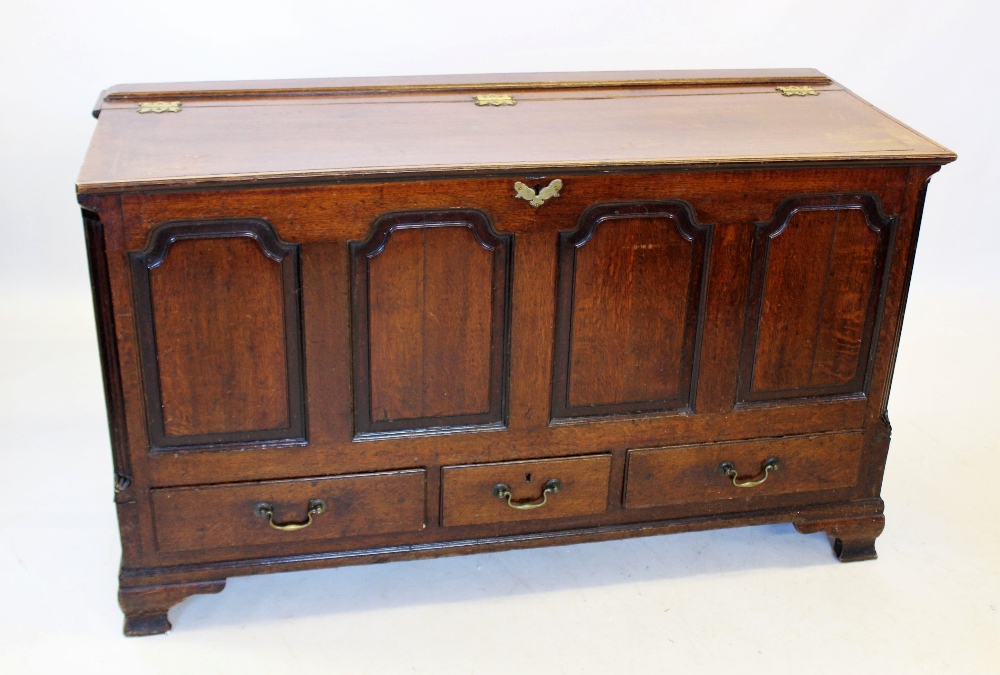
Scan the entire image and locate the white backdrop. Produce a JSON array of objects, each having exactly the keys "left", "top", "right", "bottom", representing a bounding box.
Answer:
[
  {"left": 2, "top": 2, "right": 999, "bottom": 673},
  {"left": 1, "top": 0, "right": 997, "bottom": 297}
]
